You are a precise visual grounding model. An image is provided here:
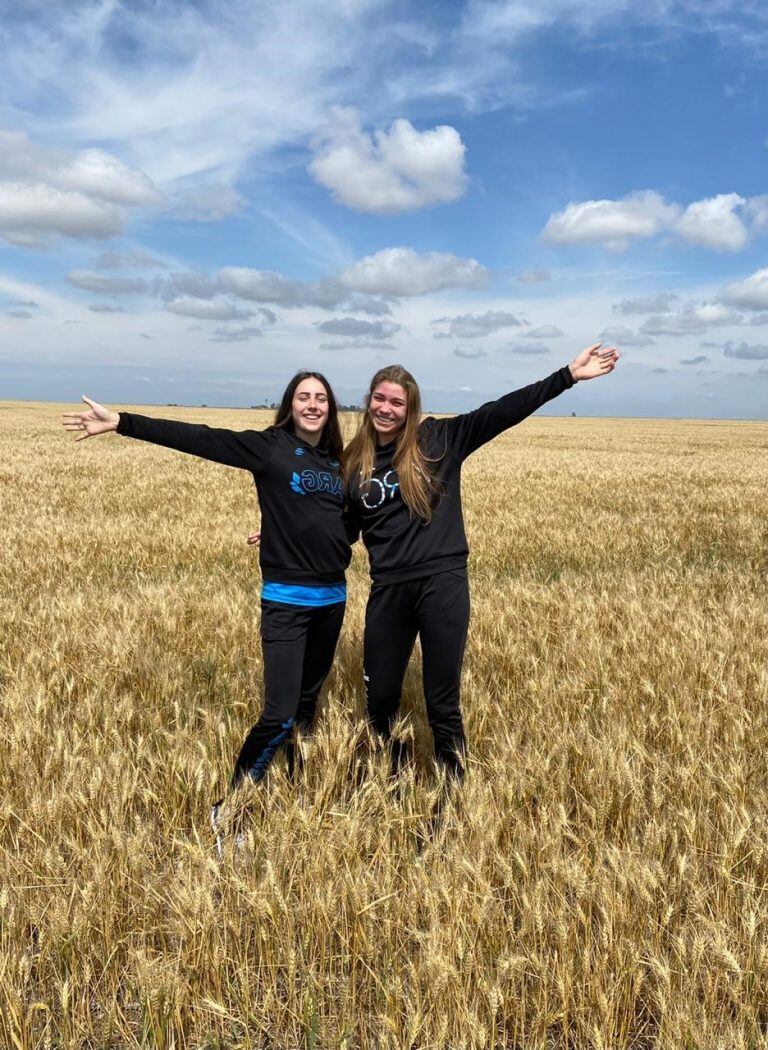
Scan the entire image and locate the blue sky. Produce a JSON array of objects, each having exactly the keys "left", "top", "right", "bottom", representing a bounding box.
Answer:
[{"left": 1, "top": 0, "right": 768, "bottom": 417}]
